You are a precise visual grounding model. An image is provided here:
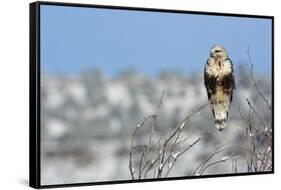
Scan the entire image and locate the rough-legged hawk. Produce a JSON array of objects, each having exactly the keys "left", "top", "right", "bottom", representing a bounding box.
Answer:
[{"left": 204, "top": 45, "right": 235, "bottom": 131}]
